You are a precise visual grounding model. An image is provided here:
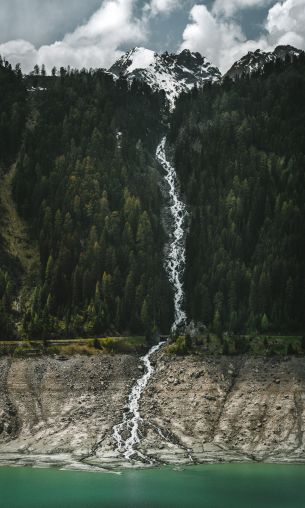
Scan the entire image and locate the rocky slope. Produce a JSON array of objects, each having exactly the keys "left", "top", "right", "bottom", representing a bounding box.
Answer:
[
  {"left": 0, "top": 353, "right": 305, "bottom": 470},
  {"left": 140, "top": 353, "right": 305, "bottom": 465}
]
